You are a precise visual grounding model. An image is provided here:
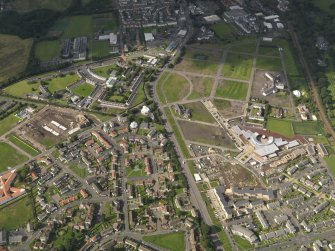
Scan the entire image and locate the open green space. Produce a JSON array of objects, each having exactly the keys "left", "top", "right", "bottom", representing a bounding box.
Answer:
[
  {"left": 72, "top": 82, "right": 94, "bottom": 97},
  {"left": 273, "top": 39, "right": 299, "bottom": 76},
  {"left": 69, "top": 165, "right": 89, "bottom": 178},
  {"left": 11, "top": 0, "right": 73, "bottom": 12},
  {"left": 187, "top": 77, "right": 214, "bottom": 100},
  {"left": 259, "top": 44, "right": 280, "bottom": 57},
  {"left": 224, "top": 53, "right": 253, "bottom": 80},
  {"left": 52, "top": 15, "right": 94, "bottom": 39},
  {"left": 91, "top": 41, "right": 111, "bottom": 58},
  {"left": 0, "top": 196, "right": 33, "bottom": 230},
  {"left": 46, "top": 74, "right": 80, "bottom": 93},
  {"left": 131, "top": 83, "right": 147, "bottom": 107},
  {"left": 34, "top": 40, "right": 60, "bottom": 62},
  {"left": 164, "top": 107, "right": 190, "bottom": 158},
  {"left": 292, "top": 121, "right": 322, "bottom": 135},
  {"left": 0, "top": 113, "right": 22, "bottom": 136},
  {"left": 215, "top": 80, "right": 248, "bottom": 100},
  {"left": 228, "top": 37, "right": 257, "bottom": 54},
  {"left": 92, "top": 64, "right": 116, "bottom": 78},
  {"left": 233, "top": 235, "right": 253, "bottom": 250},
  {"left": 325, "top": 155, "right": 335, "bottom": 177},
  {"left": 52, "top": 228, "right": 84, "bottom": 250},
  {"left": 266, "top": 118, "right": 295, "bottom": 138},
  {"left": 184, "top": 102, "right": 216, "bottom": 123},
  {"left": 211, "top": 23, "right": 235, "bottom": 40},
  {"left": 175, "top": 58, "right": 219, "bottom": 76},
  {"left": 7, "top": 134, "right": 40, "bottom": 156},
  {"left": 0, "top": 34, "right": 33, "bottom": 83},
  {"left": 159, "top": 72, "right": 190, "bottom": 103},
  {"left": 213, "top": 99, "right": 232, "bottom": 110},
  {"left": 126, "top": 161, "right": 146, "bottom": 178},
  {"left": 143, "top": 232, "right": 185, "bottom": 251},
  {"left": 156, "top": 72, "right": 170, "bottom": 103},
  {"left": 256, "top": 56, "right": 283, "bottom": 72},
  {"left": 0, "top": 142, "right": 29, "bottom": 172}
]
